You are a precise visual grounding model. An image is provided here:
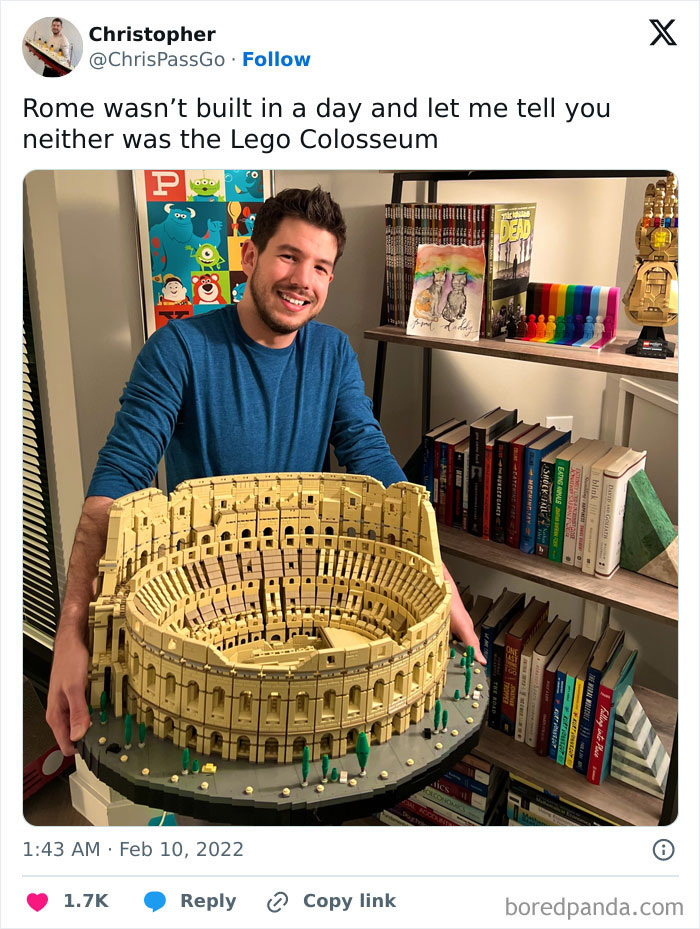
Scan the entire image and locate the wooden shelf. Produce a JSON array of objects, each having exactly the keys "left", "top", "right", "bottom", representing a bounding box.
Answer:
[
  {"left": 473, "top": 685, "right": 676, "bottom": 826},
  {"left": 438, "top": 525, "right": 678, "bottom": 625},
  {"left": 365, "top": 326, "right": 678, "bottom": 381}
]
